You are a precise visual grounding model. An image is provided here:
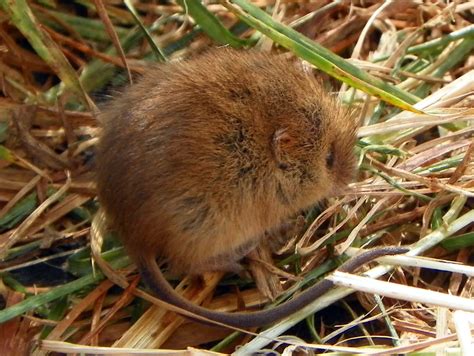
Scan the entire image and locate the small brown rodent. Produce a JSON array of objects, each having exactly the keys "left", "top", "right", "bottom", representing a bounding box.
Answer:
[{"left": 96, "top": 48, "right": 405, "bottom": 327}]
